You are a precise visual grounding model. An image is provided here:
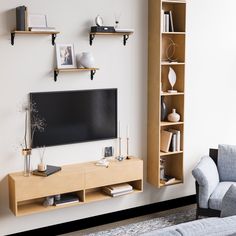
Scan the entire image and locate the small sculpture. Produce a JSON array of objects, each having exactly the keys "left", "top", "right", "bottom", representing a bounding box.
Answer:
[{"left": 168, "top": 67, "right": 177, "bottom": 93}]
